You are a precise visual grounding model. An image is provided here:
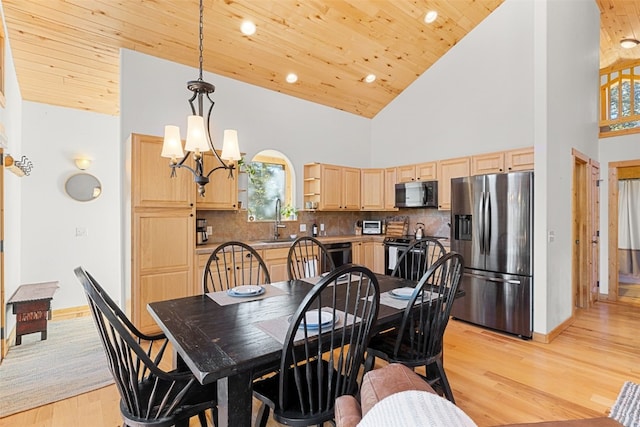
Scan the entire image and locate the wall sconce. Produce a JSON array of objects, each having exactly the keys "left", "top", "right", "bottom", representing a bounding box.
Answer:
[
  {"left": 74, "top": 158, "right": 92, "bottom": 170},
  {"left": 4, "top": 154, "right": 33, "bottom": 177}
]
